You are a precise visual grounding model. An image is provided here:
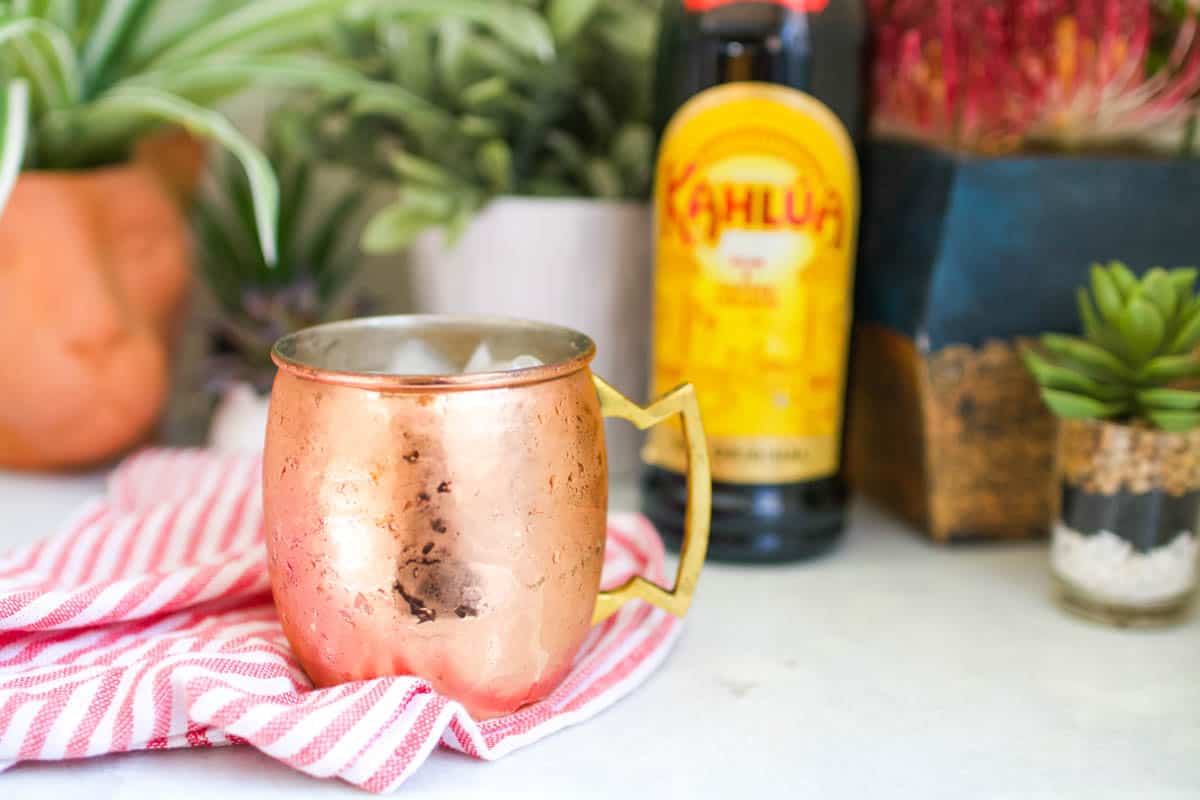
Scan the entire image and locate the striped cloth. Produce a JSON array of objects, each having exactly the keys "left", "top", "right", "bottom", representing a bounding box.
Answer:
[{"left": 0, "top": 449, "right": 682, "bottom": 792}]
